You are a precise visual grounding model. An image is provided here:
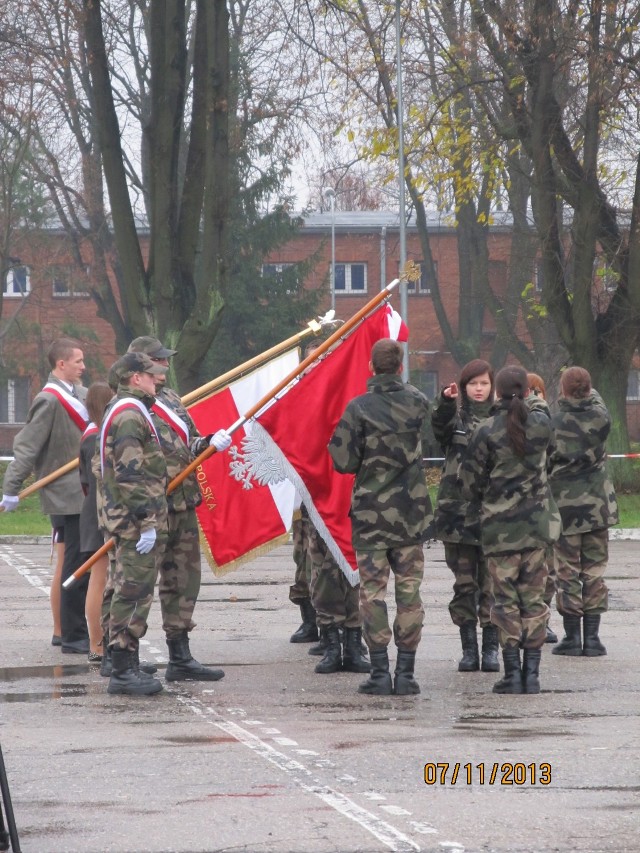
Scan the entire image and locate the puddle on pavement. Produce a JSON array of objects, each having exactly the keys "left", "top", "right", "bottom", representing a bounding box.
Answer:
[
  {"left": 161, "top": 735, "right": 238, "bottom": 745},
  {"left": 0, "top": 685, "right": 88, "bottom": 702},
  {"left": 0, "top": 664, "right": 91, "bottom": 681}
]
